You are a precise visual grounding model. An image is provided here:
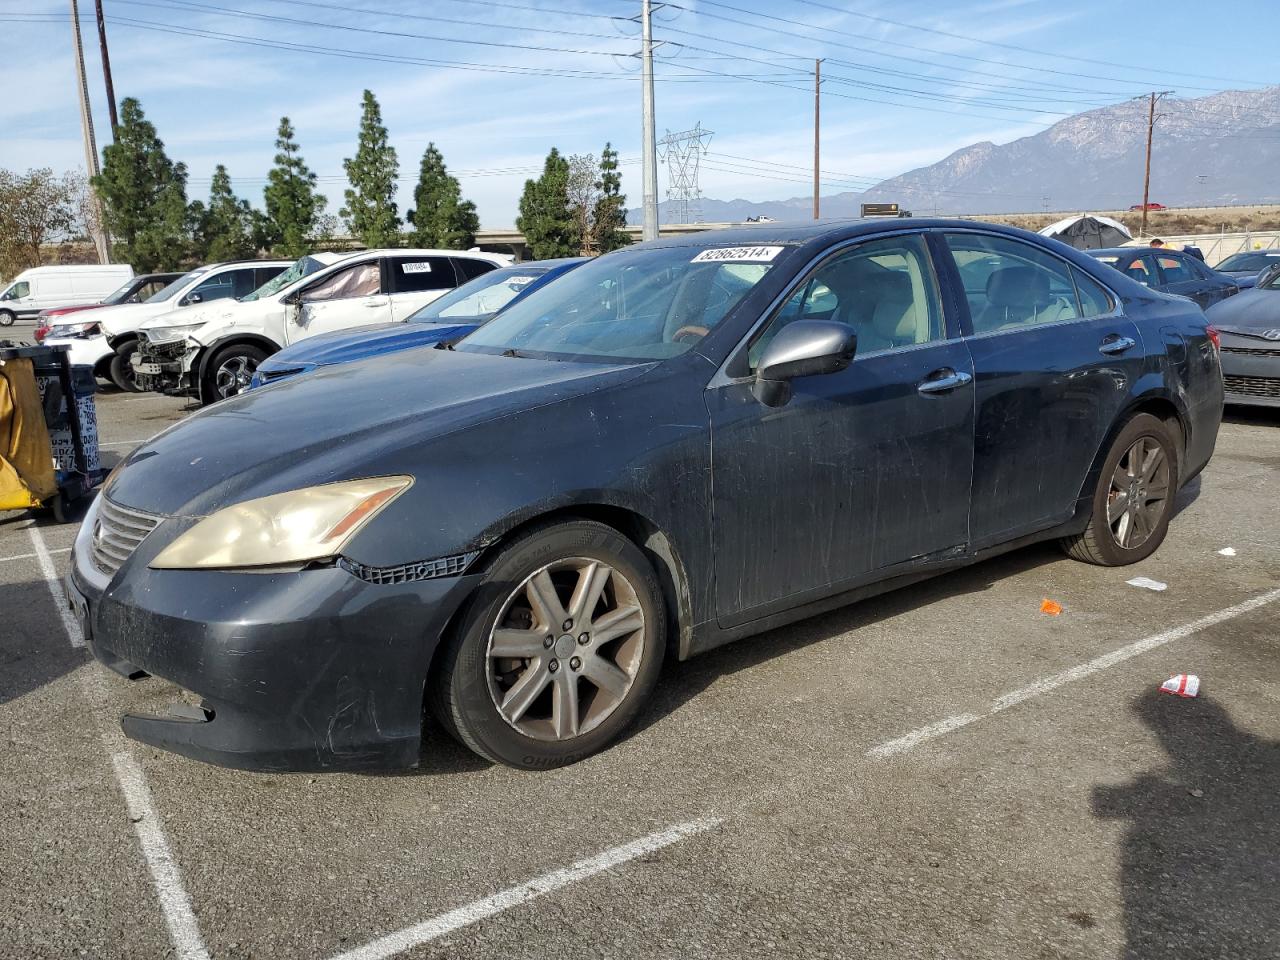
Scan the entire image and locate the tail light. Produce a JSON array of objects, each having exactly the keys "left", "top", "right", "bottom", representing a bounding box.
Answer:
[
  {"left": 1206, "top": 325, "right": 1221, "bottom": 351},
  {"left": 34, "top": 324, "right": 50, "bottom": 343}
]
